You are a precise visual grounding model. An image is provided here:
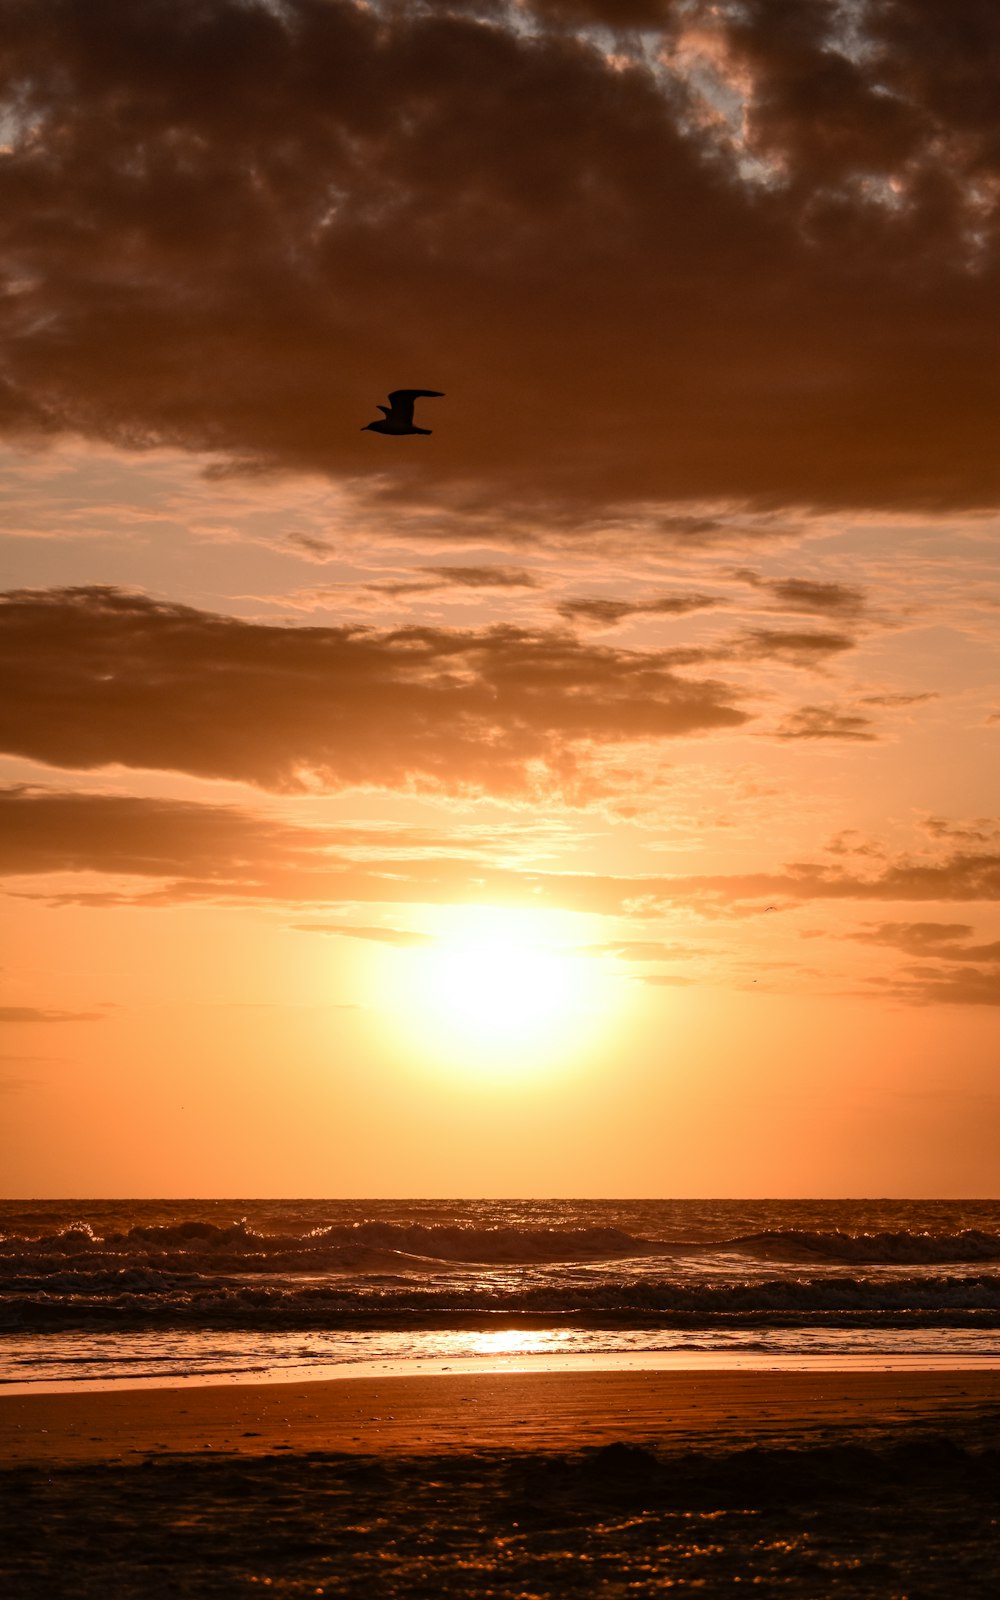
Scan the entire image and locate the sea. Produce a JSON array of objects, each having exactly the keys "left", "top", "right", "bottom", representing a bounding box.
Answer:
[{"left": 2, "top": 1198, "right": 1000, "bottom": 1392}]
